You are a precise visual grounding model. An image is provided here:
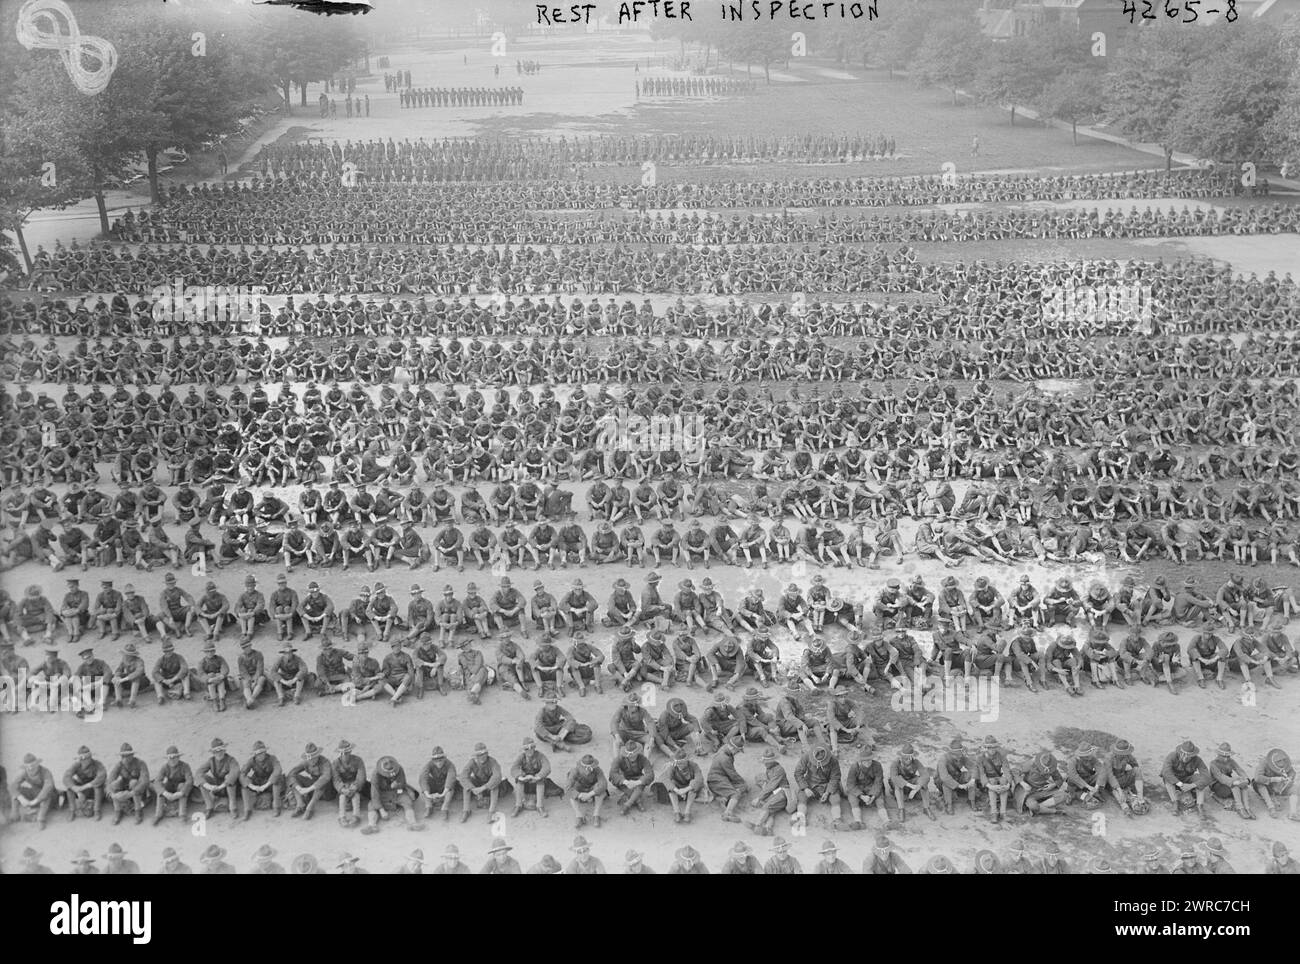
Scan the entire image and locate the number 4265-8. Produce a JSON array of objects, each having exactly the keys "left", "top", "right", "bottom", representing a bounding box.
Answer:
[{"left": 1122, "top": 0, "right": 1237, "bottom": 22}]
